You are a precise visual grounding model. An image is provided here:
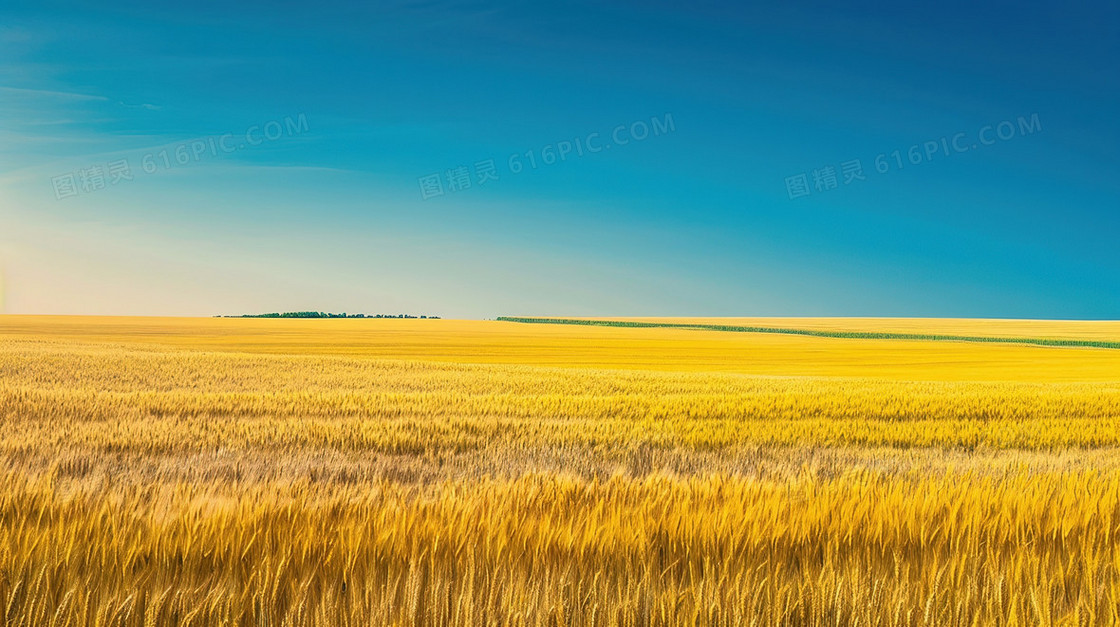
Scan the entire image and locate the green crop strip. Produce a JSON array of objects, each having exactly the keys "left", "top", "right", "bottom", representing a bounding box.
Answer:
[{"left": 496, "top": 317, "right": 1120, "bottom": 349}]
